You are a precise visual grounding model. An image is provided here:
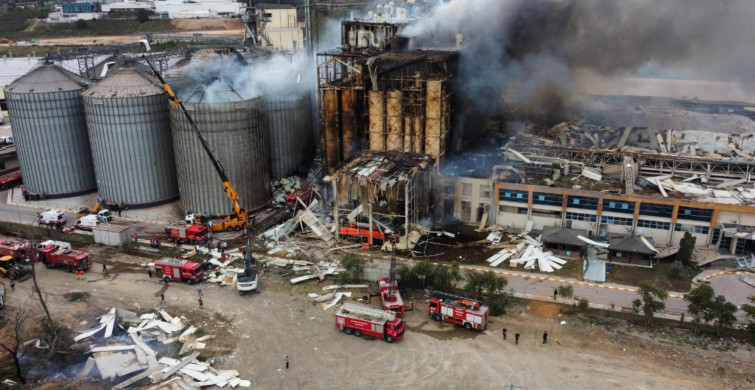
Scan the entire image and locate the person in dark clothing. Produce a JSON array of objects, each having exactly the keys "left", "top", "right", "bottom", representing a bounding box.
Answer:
[
  {"left": 198, "top": 297, "right": 204, "bottom": 309},
  {"left": 160, "top": 293, "right": 165, "bottom": 304},
  {"left": 502, "top": 326, "right": 507, "bottom": 340},
  {"left": 515, "top": 333, "right": 520, "bottom": 345},
  {"left": 147, "top": 268, "right": 153, "bottom": 278},
  {"left": 543, "top": 331, "right": 548, "bottom": 344},
  {"left": 10, "top": 280, "right": 15, "bottom": 291},
  {"left": 285, "top": 356, "right": 290, "bottom": 369},
  {"left": 553, "top": 288, "right": 558, "bottom": 300},
  {"left": 102, "top": 261, "right": 108, "bottom": 274}
]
